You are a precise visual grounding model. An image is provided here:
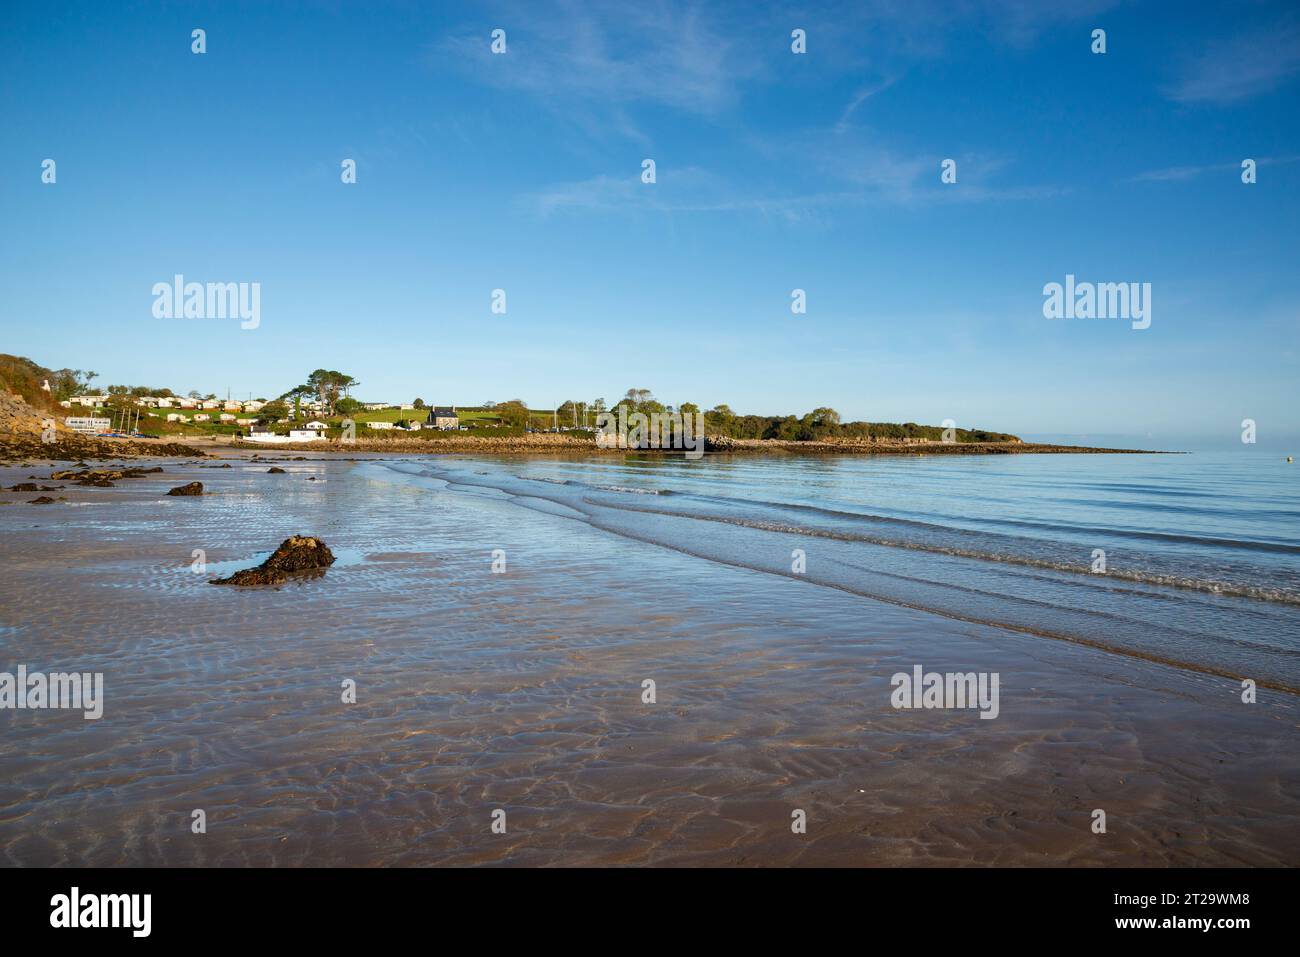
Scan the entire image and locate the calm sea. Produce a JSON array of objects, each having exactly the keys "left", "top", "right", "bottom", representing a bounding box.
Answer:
[{"left": 384, "top": 450, "right": 1300, "bottom": 692}]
